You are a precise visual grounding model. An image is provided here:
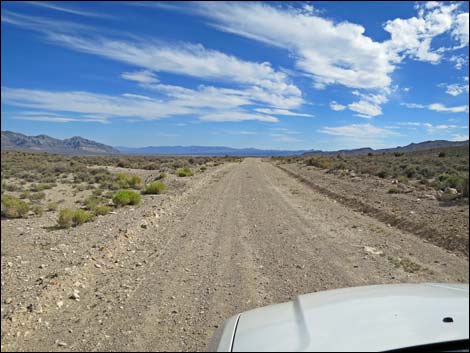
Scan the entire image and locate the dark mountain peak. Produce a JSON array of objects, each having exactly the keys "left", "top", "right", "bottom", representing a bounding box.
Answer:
[{"left": 1, "top": 131, "right": 119, "bottom": 155}]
